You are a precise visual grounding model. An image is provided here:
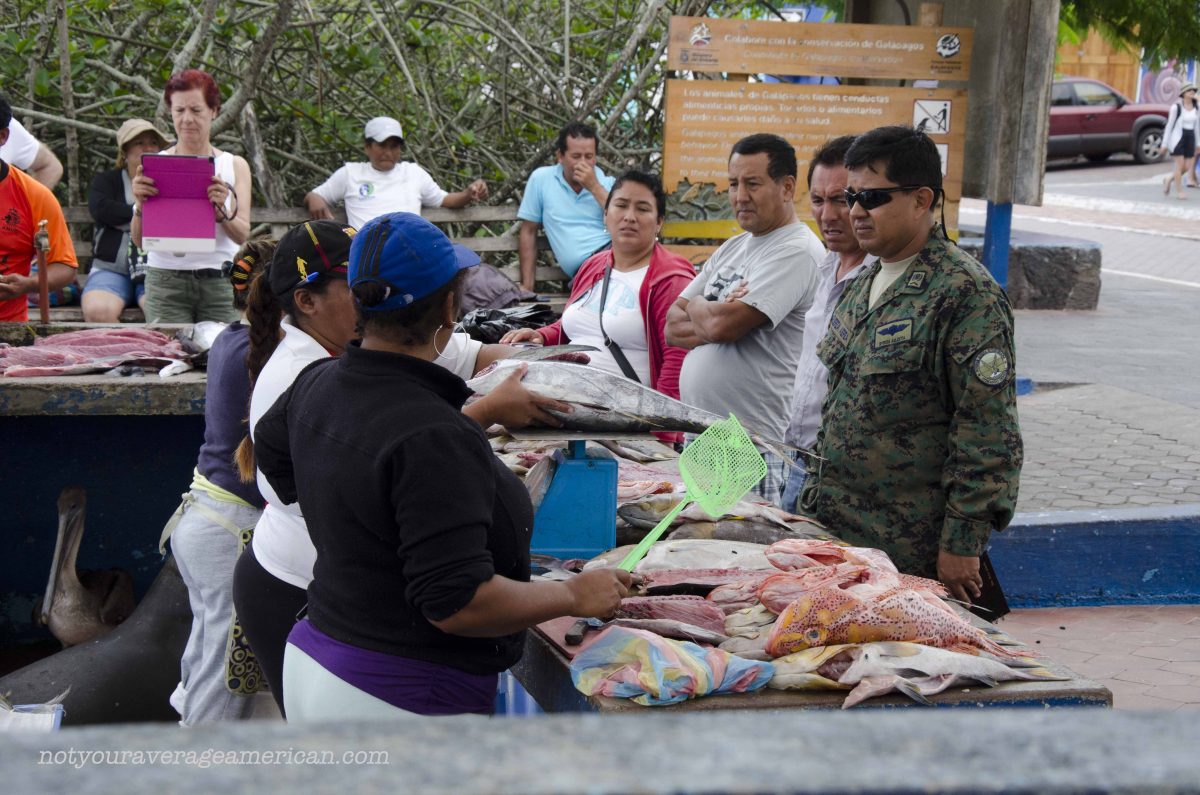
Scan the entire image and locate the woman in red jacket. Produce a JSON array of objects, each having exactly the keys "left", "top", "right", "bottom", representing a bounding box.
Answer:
[{"left": 502, "top": 170, "right": 695, "bottom": 399}]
